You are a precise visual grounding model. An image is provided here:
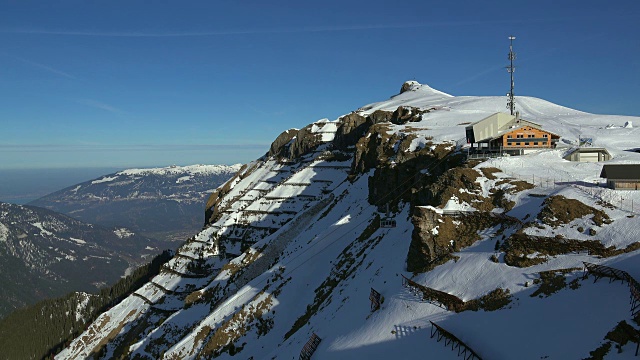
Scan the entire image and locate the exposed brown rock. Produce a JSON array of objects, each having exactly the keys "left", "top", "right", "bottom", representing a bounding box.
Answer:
[
  {"left": 287, "top": 125, "right": 322, "bottom": 159},
  {"left": 267, "top": 129, "right": 297, "bottom": 158},
  {"left": 400, "top": 81, "right": 417, "bottom": 94},
  {"left": 390, "top": 106, "right": 429, "bottom": 124},
  {"left": 538, "top": 195, "right": 612, "bottom": 227},
  {"left": 407, "top": 206, "right": 441, "bottom": 271},
  {"left": 333, "top": 112, "right": 369, "bottom": 150},
  {"left": 408, "top": 208, "right": 503, "bottom": 272},
  {"left": 351, "top": 123, "right": 396, "bottom": 174},
  {"left": 368, "top": 109, "right": 394, "bottom": 124}
]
